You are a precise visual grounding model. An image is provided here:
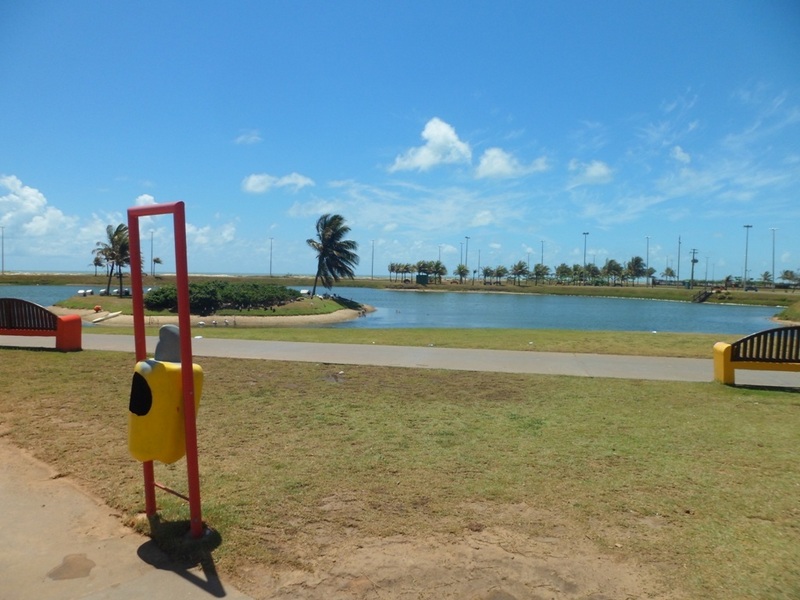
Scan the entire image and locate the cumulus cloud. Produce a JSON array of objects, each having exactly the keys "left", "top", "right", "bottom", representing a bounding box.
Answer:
[
  {"left": 476, "top": 148, "right": 550, "bottom": 178},
  {"left": 135, "top": 194, "right": 157, "bottom": 206},
  {"left": 241, "top": 172, "right": 315, "bottom": 194},
  {"left": 390, "top": 117, "right": 472, "bottom": 172},
  {"left": 234, "top": 129, "right": 263, "bottom": 145},
  {"left": 671, "top": 145, "right": 691, "bottom": 164},
  {"left": 0, "top": 175, "right": 77, "bottom": 235},
  {"left": 568, "top": 159, "right": 613, "bottom": 186}
]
